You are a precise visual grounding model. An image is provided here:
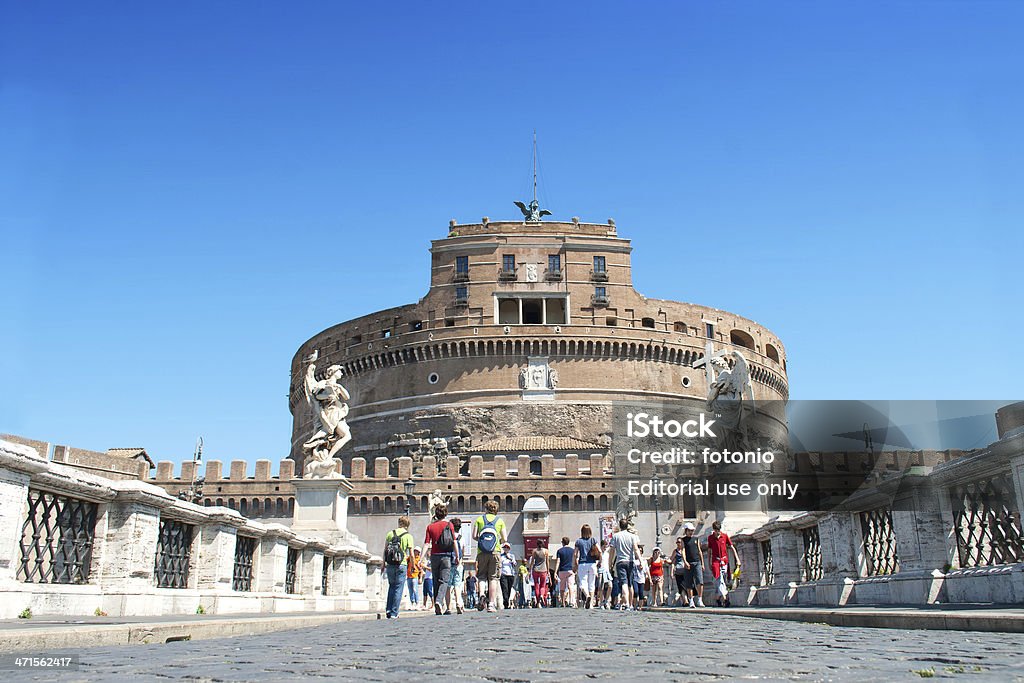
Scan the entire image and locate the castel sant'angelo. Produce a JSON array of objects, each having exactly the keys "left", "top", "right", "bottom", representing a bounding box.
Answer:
[{"left": 284, "top": 205, "right": 791, "bottom": 548}]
